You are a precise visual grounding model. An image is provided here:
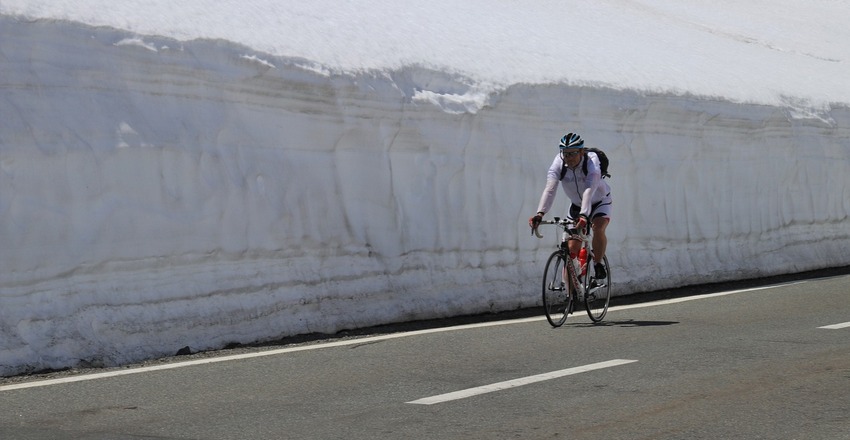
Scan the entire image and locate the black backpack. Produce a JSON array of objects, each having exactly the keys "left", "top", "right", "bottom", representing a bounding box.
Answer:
[{"left": 559, "top": 147, "right": 611, "bottom": 180}]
